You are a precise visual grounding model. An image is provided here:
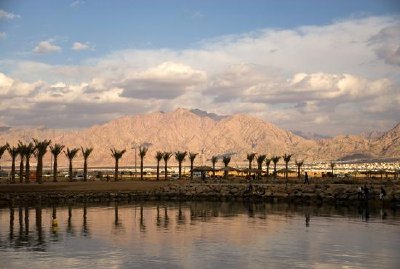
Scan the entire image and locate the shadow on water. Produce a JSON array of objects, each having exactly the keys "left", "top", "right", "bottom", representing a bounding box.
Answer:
[{"left": 0, "top": 201, "right": 398, "bottom": 252}]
